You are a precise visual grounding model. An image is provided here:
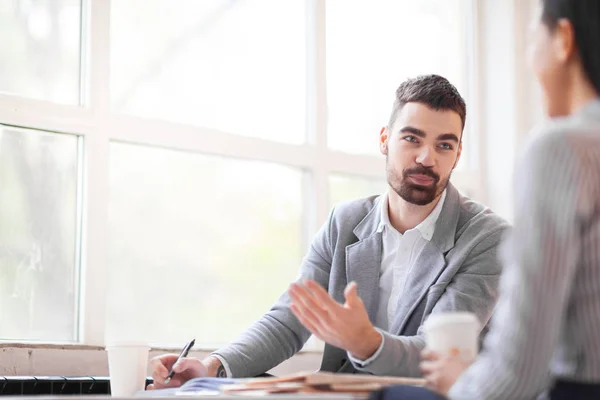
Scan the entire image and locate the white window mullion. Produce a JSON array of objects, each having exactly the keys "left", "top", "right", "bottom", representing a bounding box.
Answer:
[
  {"left": 108, "top": 115, "right": 317, "bottom": 169},
  {"left": 0, "top": 94, "right": 94, "bottom": 134},
  {"left": 306, "top": 0, "right": 329, "bottom": 236},
  {"left": 79, "top": 0, "right": 111, "bottom": 346},
  {"left": 303, "top": 0, "right": 328, "bottom": 352},
  {"left": 463, "top": 0, "right": 485, "bottom": 203}
]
